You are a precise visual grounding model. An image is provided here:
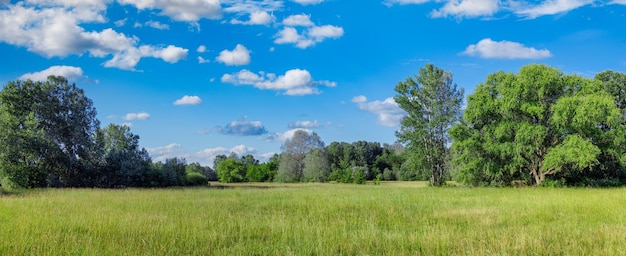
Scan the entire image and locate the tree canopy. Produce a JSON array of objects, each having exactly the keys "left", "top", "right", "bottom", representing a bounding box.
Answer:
[{"left": 450, "top": 64, "right": 626, "bottom": 186}]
